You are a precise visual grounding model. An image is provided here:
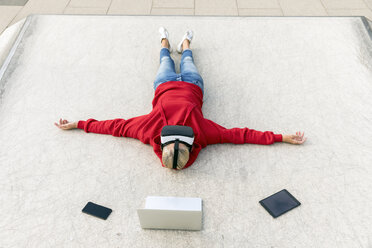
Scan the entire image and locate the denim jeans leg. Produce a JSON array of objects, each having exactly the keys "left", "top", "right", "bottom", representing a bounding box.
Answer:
[
  {"left": 180, "top": 49, "right": 204, "bottom": 94},
  {"left": 154, "top": 48, "right": 178, "bottom": 90}
]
